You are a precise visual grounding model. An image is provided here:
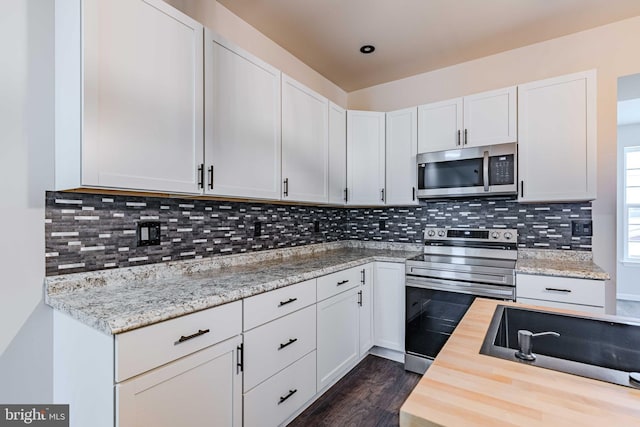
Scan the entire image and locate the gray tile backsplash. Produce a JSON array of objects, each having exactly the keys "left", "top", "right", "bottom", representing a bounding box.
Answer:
[{"left": 45, "top": 192, "right": 592, "bottom": 276}]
